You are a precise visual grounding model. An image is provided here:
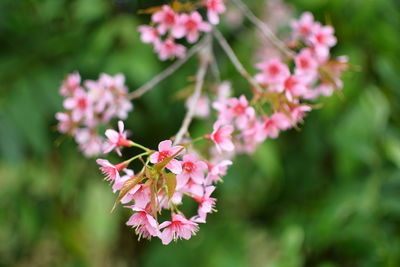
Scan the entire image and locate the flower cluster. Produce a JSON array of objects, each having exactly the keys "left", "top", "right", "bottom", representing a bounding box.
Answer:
[
  {"left": 200, "top": 12, "right": 349, "bottom": 153},
  {"left": 97, "top": 130, "right": 231, "bottom": 244},
  {"left": 55, "top": 2, "right": 348, "bottom": 245},
  {"left": 138, "top": 1, "right": 226, "bottom": 60},
  {"left": 56, "top": 73, "right": 133, "bottom": 156}
]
